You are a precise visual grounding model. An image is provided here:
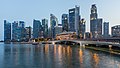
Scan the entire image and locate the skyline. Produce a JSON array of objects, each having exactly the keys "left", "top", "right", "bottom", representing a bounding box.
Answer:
[{"left": 1, "top": 0, "right": 120, "bottom": 40}]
